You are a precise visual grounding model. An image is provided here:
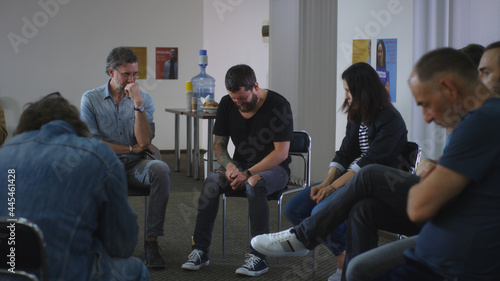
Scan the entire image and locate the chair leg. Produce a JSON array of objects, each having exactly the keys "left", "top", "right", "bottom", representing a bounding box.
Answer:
[
  {"left": 144, "top": 196, "right": 148, "bottom": 239},
  {"left": 313, "top": 248, "right": 317, "bottom": 276},
  {"left": 247, "top": 216, "right": 251, "bottom": 248},
  {"left": 277, "top": 198, "right": 282, "bottom": 264},
  {"left": 222, "top": 194, "right": 226, "bottom": 258}
]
